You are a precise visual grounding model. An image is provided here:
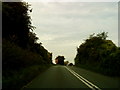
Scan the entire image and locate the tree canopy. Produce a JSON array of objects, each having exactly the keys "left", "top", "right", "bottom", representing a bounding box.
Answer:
[
  {"left": 2, "top": 2, "right": 52, "bottom": 64},
  {"left": 74, "top": 32, "right": 120, "bottom": 76},
  {"left": 3, "top": 2, "right": 52, "bottom": 89},
  {"left": 3, "top": 2, "right": 32, "bottom": 47},
  {"left": 55, "top": 56, "right": 65, "bottom": 65},
  {"left": 2, "top": 0, "right": 53, "bottom": 82}
]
